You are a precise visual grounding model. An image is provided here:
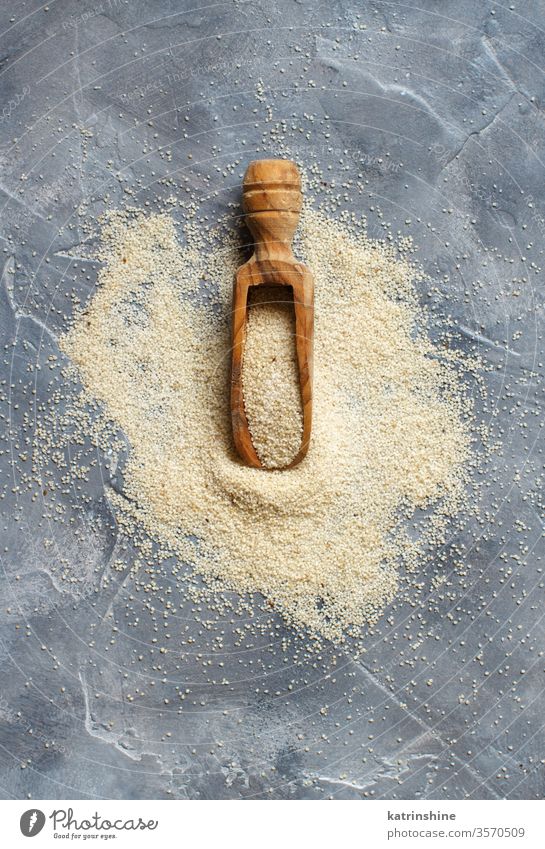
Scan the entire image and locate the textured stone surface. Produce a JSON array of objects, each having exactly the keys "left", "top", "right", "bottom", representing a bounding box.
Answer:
[{"left": 1, "top": 0, "right": 544, "bottom": 799}]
